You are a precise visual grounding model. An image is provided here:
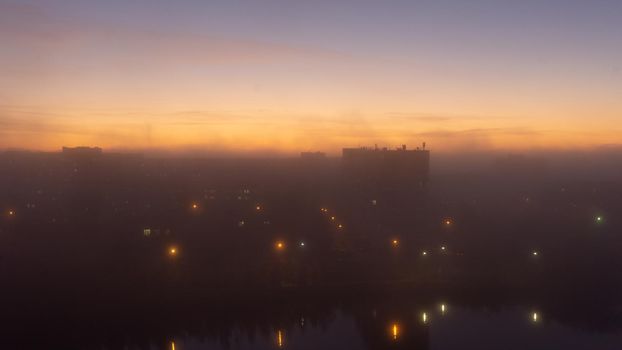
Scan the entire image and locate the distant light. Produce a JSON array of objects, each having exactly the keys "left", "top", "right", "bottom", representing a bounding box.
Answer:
[
  {"left": 422, "top": 312, "right": 428, "bottom": 323},
  {"left": 440, "top": 304, "right": 446, "bottom": 314},
  {"left": 331, "top": 216, "right": 336, "bottom": 221},
  {"left": 596, "top": 216, "right": 603, "bottom": 223},
  {"left": 440, "top": 246, "right": 446, "bottom": 251},
  {"left": 422, "top": 251, "right": 428, "bottom": 256},
  {"left": 532, "top": 312, "right": 539, "bottom": 322},
  {"left": 276, "top": 241, "right": 285, "bottom": 250},
  {"left": 444, "top": 219, "right": 452, "bottom": 226},
  {"left": 300, "top": 241, "right": 305, "bottom": 247},
  {"left": 532, "top": 251, "right": 539, "bottom": 257},
  {"left": 392, "top": 239, "right": 399, "bottom": 247},
  {"left": 169, "top": 246, "right": 178, "bottom": 256},
  {"left": 171, "top": 341, "right": 175, "bottom": 350},
  {"left": 256, "top": 205, "right": 261, "bottom": 211},
  {"left": 338, "top": 224, "right": 343, "bottom": 229},
  {"left": 191, "top": 203, "right": 198, "bottom": 209},
  {"left": 8, "top": 210, "right": 15, "bottom": 216}
]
